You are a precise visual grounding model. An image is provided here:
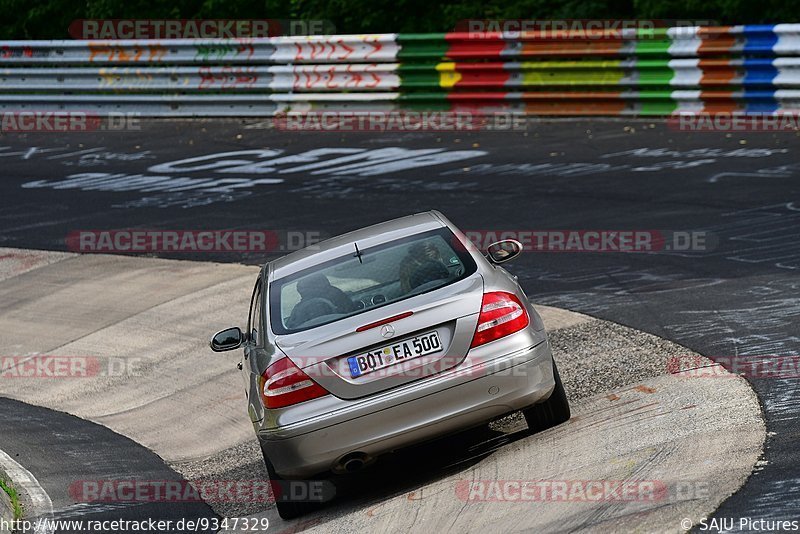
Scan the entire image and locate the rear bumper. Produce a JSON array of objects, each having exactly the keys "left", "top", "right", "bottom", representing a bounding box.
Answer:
[{"left": 259, "top": 338, "right": 555, "bottom": 478}]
